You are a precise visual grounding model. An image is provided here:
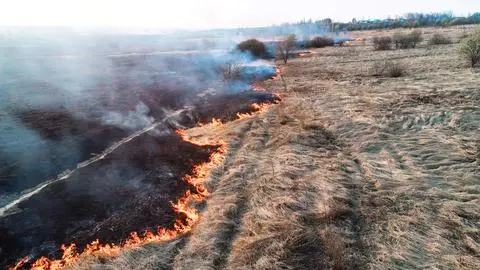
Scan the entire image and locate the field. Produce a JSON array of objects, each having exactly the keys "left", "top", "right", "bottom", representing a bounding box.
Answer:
[{"left": 72, "top": 26, "right": 479, "bottom": 269}]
